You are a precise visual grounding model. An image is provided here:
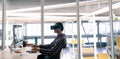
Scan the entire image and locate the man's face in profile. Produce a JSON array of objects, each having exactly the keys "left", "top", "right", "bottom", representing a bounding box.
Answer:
[{"left": 54, "top": 28, "right": 60, "bottom": 33}]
